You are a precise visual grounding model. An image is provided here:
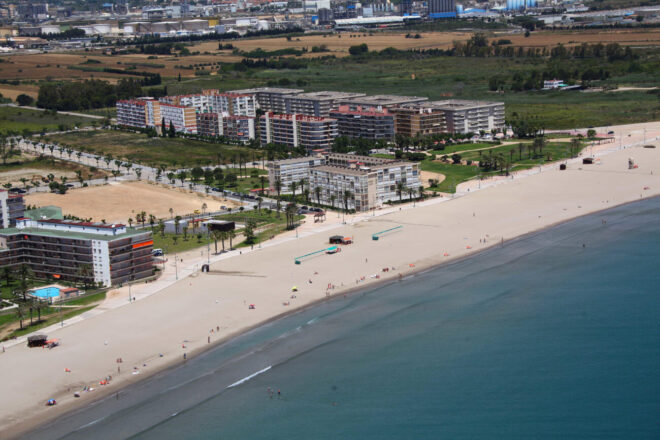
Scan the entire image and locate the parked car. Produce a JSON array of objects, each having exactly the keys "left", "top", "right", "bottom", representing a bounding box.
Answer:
[{"left": 152, "top": 249, "right": 164, "bottom": 257}]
